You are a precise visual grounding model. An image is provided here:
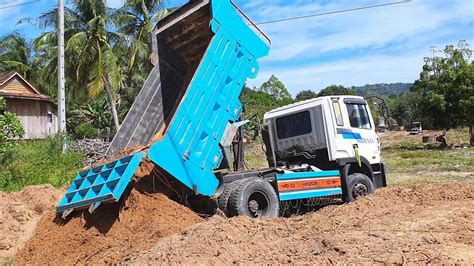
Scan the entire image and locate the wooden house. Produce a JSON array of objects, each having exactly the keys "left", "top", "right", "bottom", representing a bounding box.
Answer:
[{"left": 0, "top": 71, "right": 58, "bottom": 139}]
